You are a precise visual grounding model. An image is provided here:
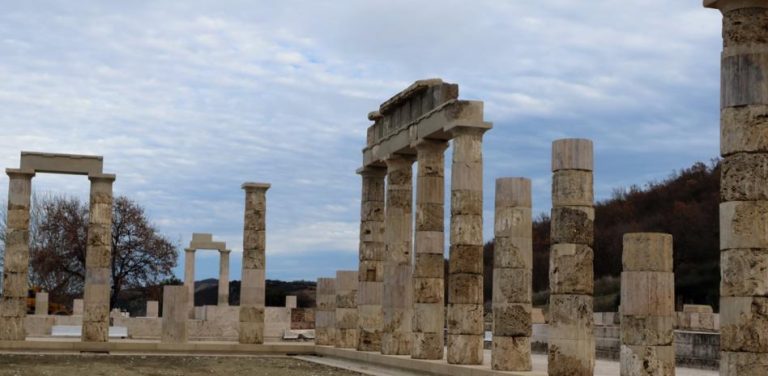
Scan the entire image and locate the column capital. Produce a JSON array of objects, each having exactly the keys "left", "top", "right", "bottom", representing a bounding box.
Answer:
[
  {"left": 220, "top": 249, "right": 232, "bottom": 254},
  {"left": 184, "top": 248, "right": 196, "bottom": 253},
  {"left": 356, "top": 165, "right": 387, "bottom": 177},
  {"left": 705, "top": 0, "right": 768, "bottom": 12},
  {"left": 242, "top": 182, "right": 271, "bottom": 192},
  {"left": 88, "top": 173, "right": 116, "bottom": 183},
  {"left": 447, "top": 124, "right": 491, "bottom": 138},
  {"left": 6, "top": 168, "right": 35, "bottom": 179}
]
